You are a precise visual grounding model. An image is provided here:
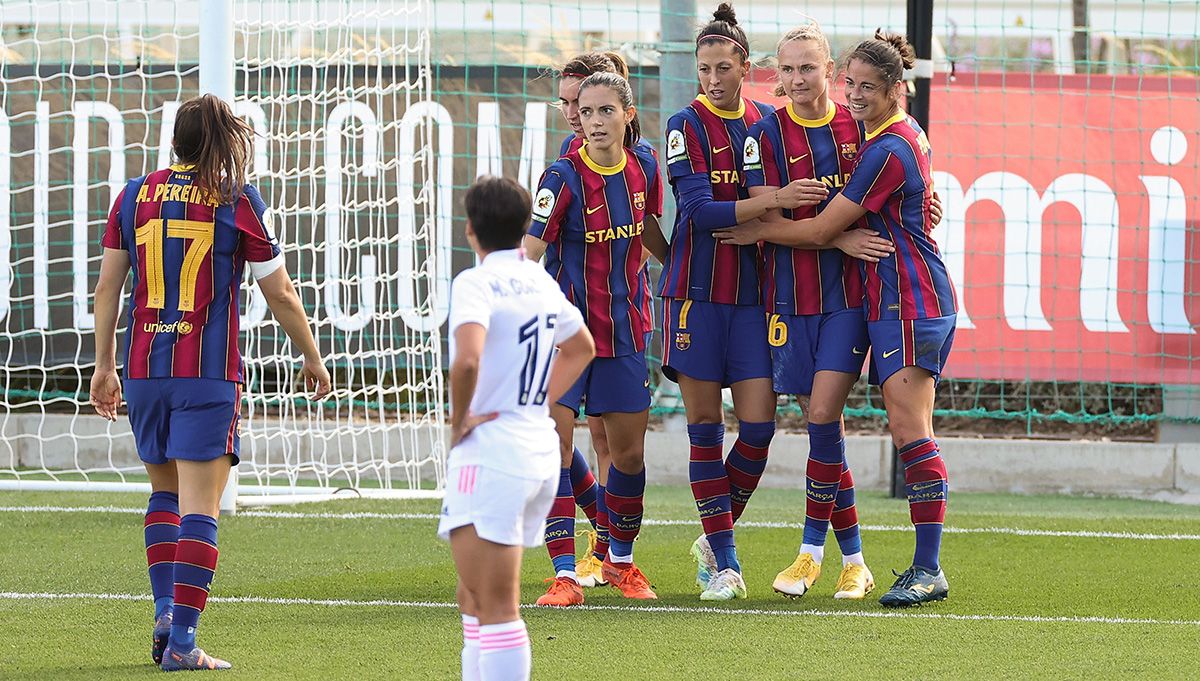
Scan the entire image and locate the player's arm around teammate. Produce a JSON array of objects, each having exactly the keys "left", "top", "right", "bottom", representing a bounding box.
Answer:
[
  {"left": 523, "top": 71, "right": 662, "bottom": 600},
  {"left": 441, "top": 177, "right": 594, "bottom": 681},
  {"left": 719, "top": 31, "right": 956, "bottom": 608},
  {"left": 89, "top": 94, "right": 331, "bottom": 671},
  {"left": 656, "top": 3, "right": 823, "bottom": 602},
  {"left": 733, "top": 23, "right": 892, "bottom": 602}
]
